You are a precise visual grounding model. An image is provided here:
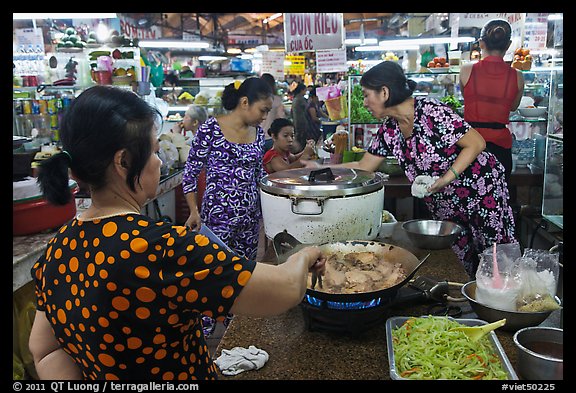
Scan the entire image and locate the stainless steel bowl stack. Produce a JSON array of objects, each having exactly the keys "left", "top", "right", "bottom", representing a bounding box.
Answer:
[{"left": 401, "top": 219, "right": 464, "bottom": 250}]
